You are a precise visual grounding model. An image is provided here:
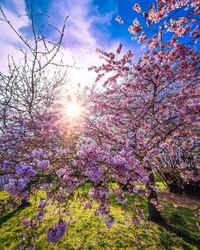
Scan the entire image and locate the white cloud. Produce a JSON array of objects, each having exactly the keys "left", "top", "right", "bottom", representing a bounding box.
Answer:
[
  {"left": 47, "top": 0, "right": 120, "bottom": 85},
  {"left": 0, "top": 0, "right": 120, "bottom": 86},
  {"left": 0, "top": 0, "right": 29, "bottom": 71}
]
